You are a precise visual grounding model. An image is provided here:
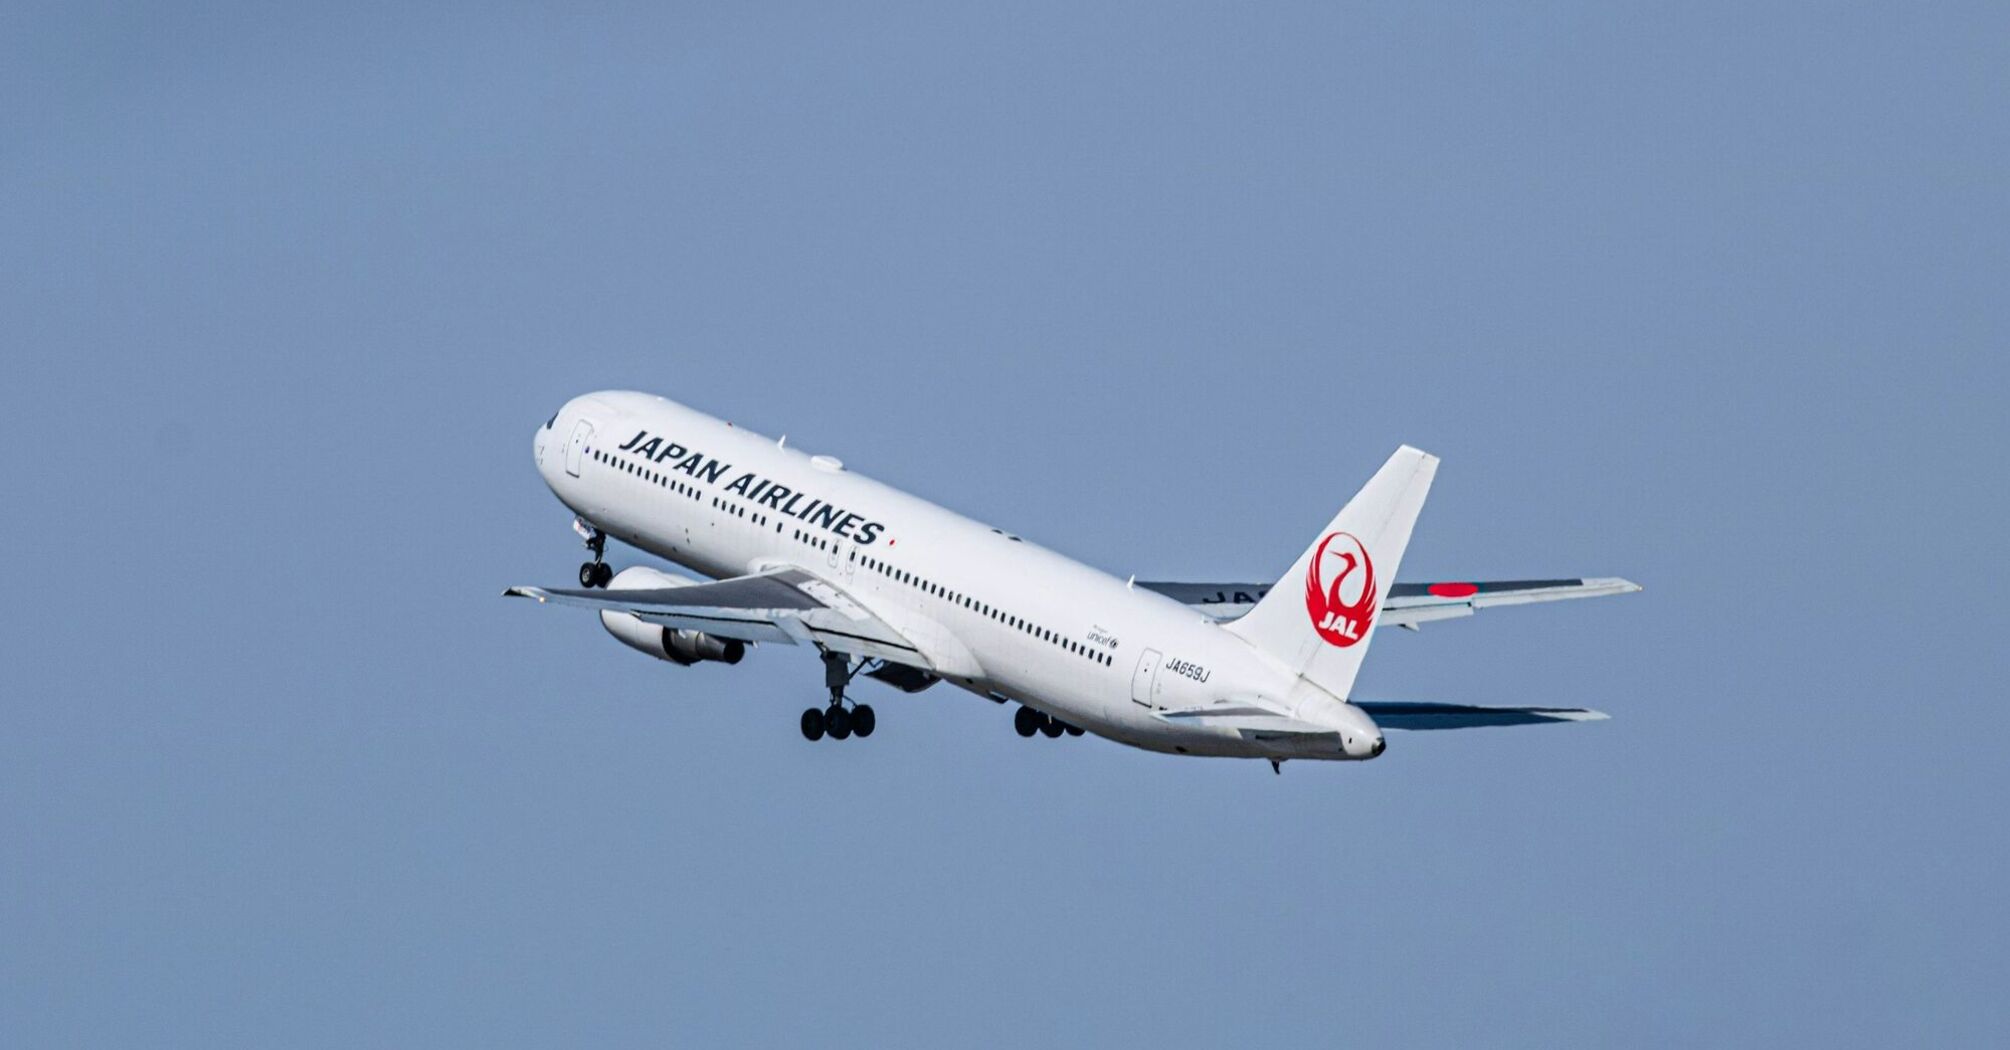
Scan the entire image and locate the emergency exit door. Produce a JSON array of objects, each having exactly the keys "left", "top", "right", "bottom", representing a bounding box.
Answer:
[{"left": 1131, "top": 648, "right": 1162, "bottom": 707}]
